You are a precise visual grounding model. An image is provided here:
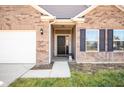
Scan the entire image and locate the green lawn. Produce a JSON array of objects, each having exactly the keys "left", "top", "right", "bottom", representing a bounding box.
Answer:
[{"left": 9, "top": 69, "right": 124, "bottom": 87}]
